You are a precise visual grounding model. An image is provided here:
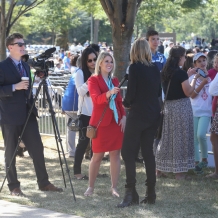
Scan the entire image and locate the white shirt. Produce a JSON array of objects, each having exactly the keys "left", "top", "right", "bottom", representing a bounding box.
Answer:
[
  {"left": 189, "top": 75, "right": 212, "bottom": 117},
  {"left": 75, "top": 68, "right": 93, "bottom": 116}
]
